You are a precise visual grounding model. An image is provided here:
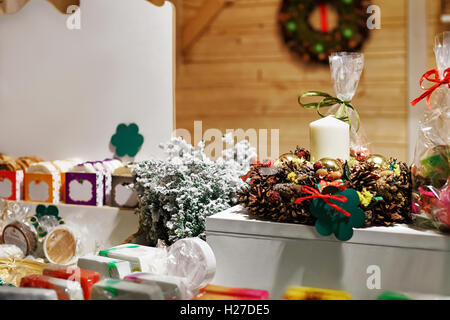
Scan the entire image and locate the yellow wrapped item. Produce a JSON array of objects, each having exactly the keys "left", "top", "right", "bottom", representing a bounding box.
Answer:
[
  {"left": 283, "top": 286, "right": 352, "bottom": 300},
  {"left": 0, "top": 257, "right": 47, "bottom": 287}
]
